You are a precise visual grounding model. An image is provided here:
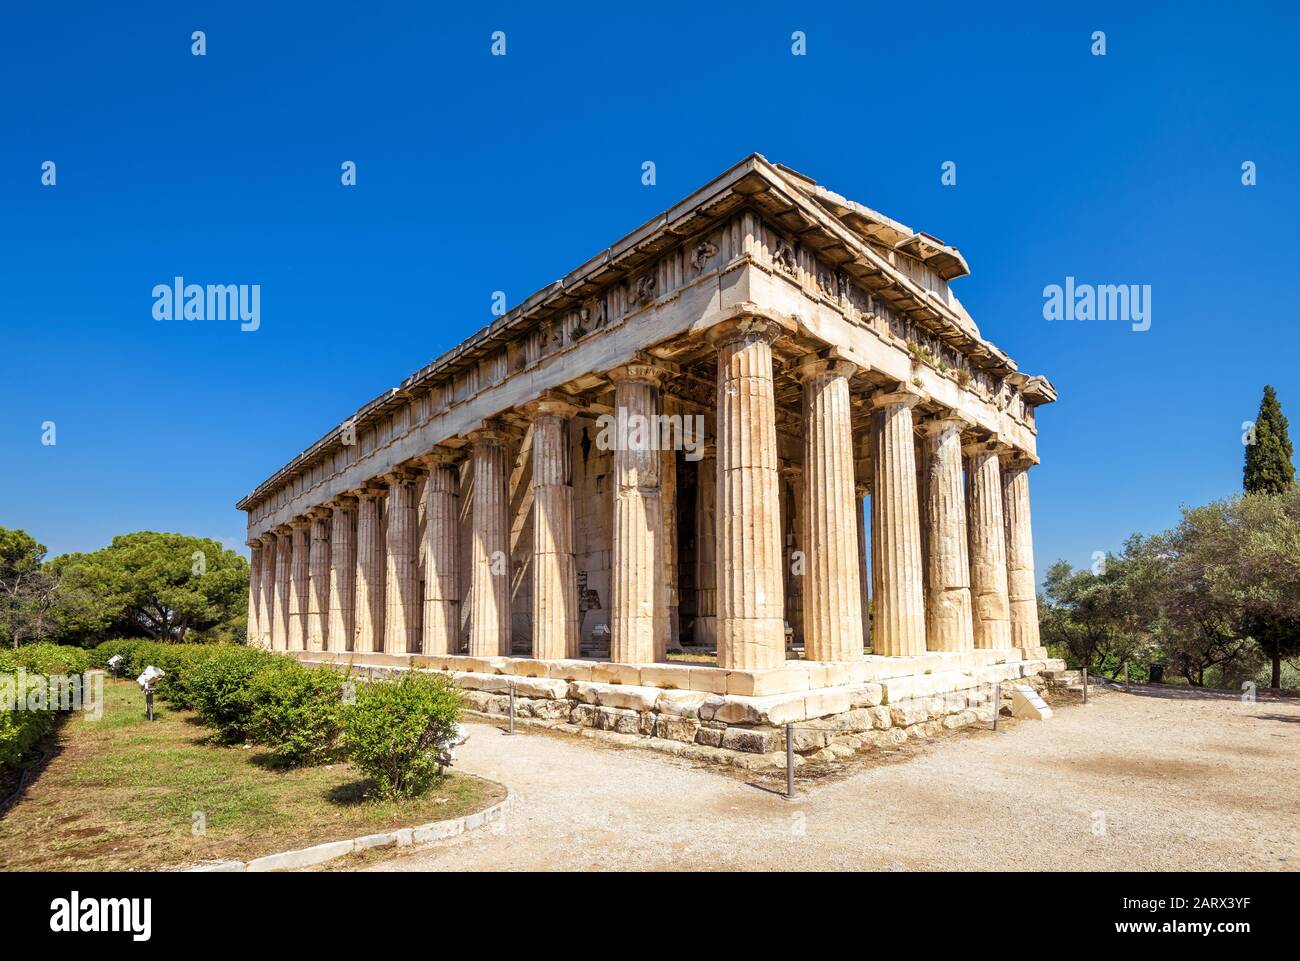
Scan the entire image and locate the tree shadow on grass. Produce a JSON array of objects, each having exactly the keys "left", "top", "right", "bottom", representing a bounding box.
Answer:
[
  {"left": 0, "top": 713, "right": 71, "bottom": 822},
  {"left": 325, "top": 779, "right": 380, "bottom": 807}
]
